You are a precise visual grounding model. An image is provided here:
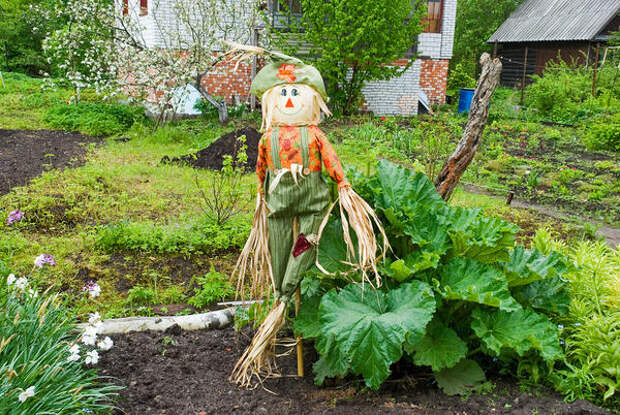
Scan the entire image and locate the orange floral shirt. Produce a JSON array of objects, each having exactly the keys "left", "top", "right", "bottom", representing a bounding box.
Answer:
[{"left": 256, "top": 125, "right": 350, "bottom": 193}]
